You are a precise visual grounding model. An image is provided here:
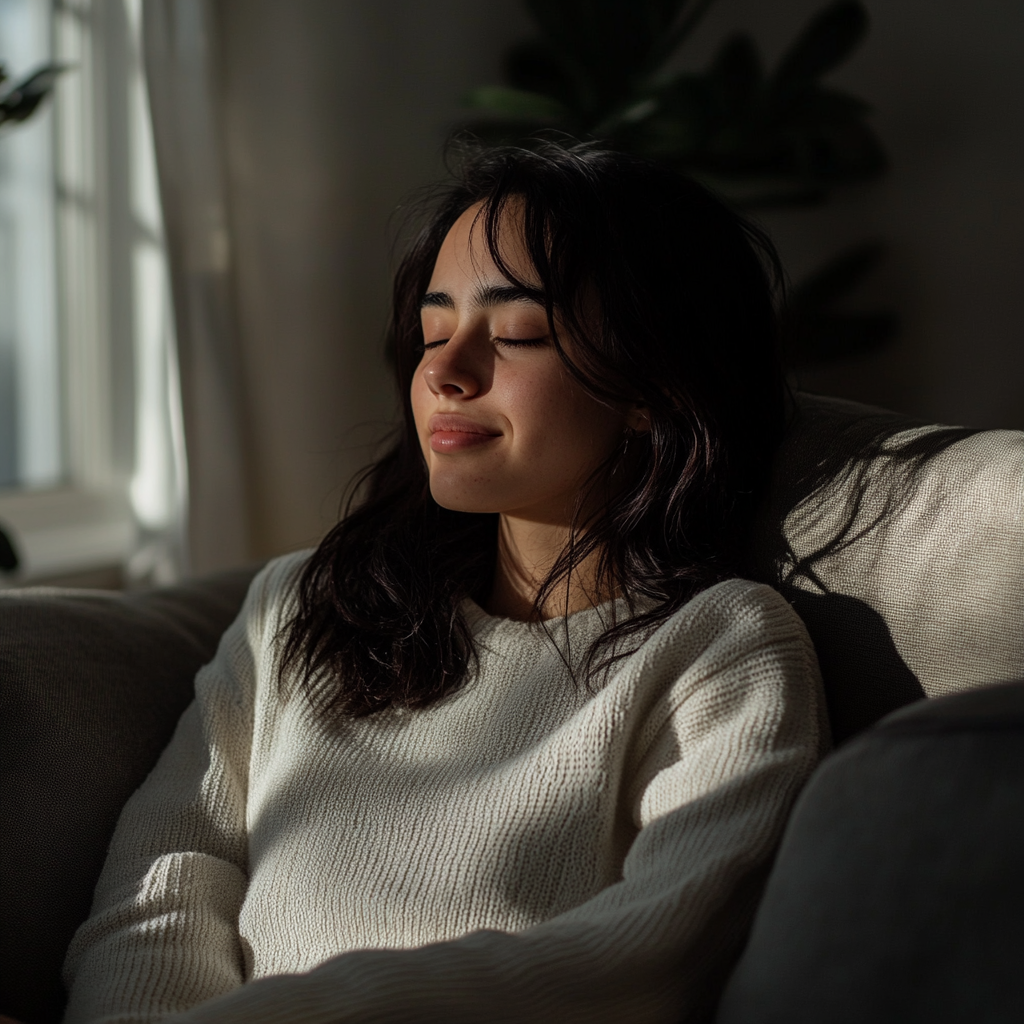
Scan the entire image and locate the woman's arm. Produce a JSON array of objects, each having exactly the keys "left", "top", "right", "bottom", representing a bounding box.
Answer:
[
  {"left": 160, "top": 586, "right": 825, "bottom": 1024},
  {"left": 61, "top": 560, "right": 290, "bottom": 1024}
]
